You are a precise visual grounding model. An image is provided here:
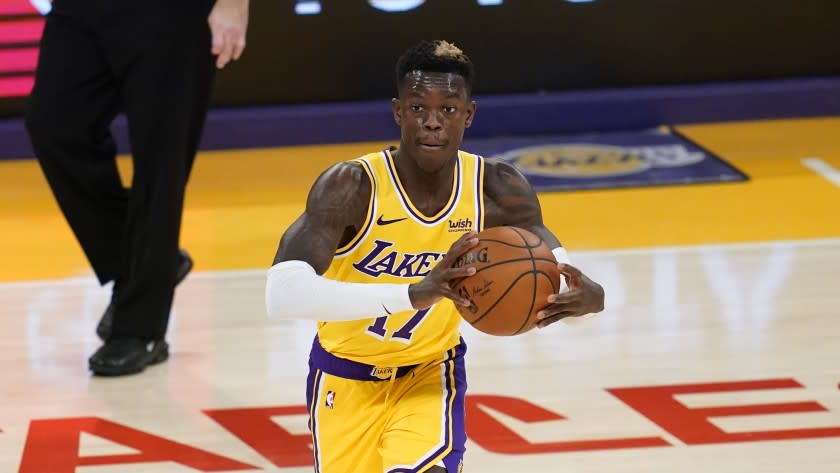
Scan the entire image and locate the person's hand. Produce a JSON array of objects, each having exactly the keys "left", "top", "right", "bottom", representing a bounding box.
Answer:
[
  {"left": 208, "top": 0, "right": 249, "bottom": 69},
  {"left": 408, "top": 232, "right": 479, "bottom": 310},
  {"left": 536, "top": 263, "right": 604, "bottom": 328}
]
